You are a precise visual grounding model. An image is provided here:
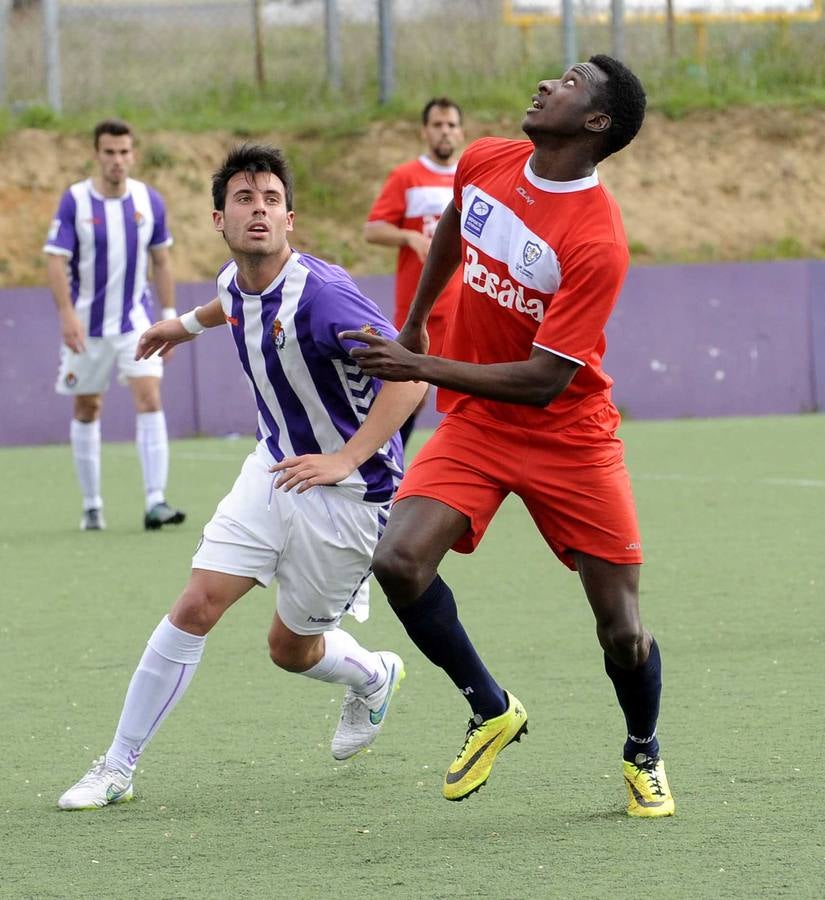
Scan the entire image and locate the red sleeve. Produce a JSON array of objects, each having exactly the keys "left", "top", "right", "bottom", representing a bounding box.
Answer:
[
  {"left": 453, "top": 149, "right": 471, "bottom": 210},
  {"left": 533, "top": 241, "right": 629, "bottom": 363},
  {"left": 452, "top": 137, "right": 502, "bottom": 211},
  {"left": 367, "top": 169, "right": 408, "bottom": 225}
]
